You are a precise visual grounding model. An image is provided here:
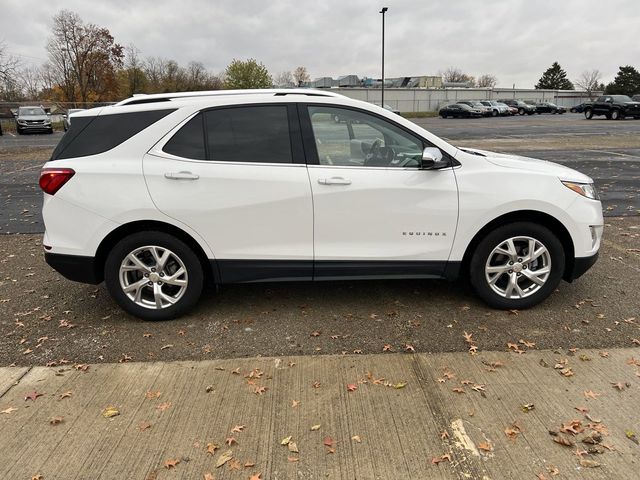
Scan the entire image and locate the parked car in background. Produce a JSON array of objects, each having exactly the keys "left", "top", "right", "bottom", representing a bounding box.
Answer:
[
  {"left": 458, "top": 101, "right": 492, "bottom": 116},
  {"left": 632, "top": 94, "right": 640, "bottom": 102},
  {"left": 63, "top": 109, "right": 86, "bottom": 131},
  {"left": 534, "top": 102, "right": 566, "bottom": 114},
  {"left": 498, "top": 100, "right": 536, "bottom": 115},
  {"left": 39, "top": 88, "right": 603, "bottom": 319},
  {"left": 15, "top": 106, "right": 53, "bottom": 134},
  {"left": 570, "top": 103, "right": 591, "bottom": 113},
  {"left": 439, "top": 103, "right": 483, "bottom": 118},
  {"left": 479, "top": 100, "right": 510, "bottom": 116},
  {"left": 584, "top": 95, "right": 640, "bottom": 120}
]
